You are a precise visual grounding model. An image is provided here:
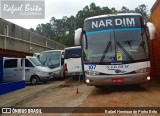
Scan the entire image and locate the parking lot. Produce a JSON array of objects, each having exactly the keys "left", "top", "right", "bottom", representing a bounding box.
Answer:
[{"left": 1, "top": 78, "right": 160, "bottom": 116}]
